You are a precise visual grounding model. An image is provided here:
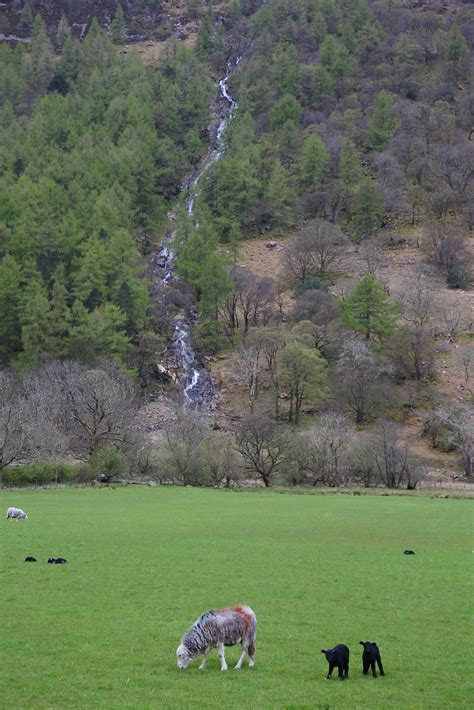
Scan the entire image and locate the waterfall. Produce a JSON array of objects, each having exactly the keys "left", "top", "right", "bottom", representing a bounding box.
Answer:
[{"left": 154, "top": 60, "right": 240, "bottom": 406}]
